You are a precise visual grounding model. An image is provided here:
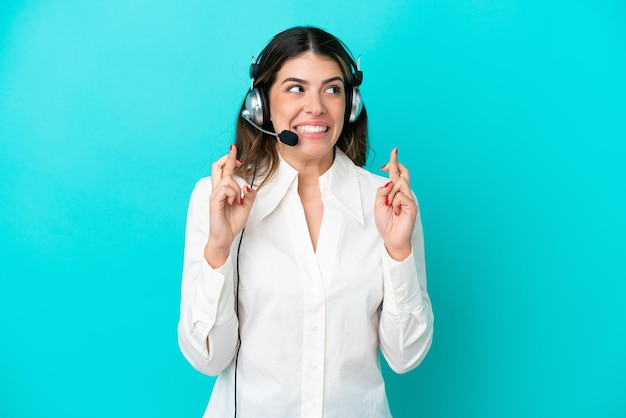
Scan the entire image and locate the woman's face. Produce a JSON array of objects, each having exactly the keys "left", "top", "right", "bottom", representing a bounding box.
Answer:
[{"left": 268, "top": 51, "right": 346, "bottom": 171}]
